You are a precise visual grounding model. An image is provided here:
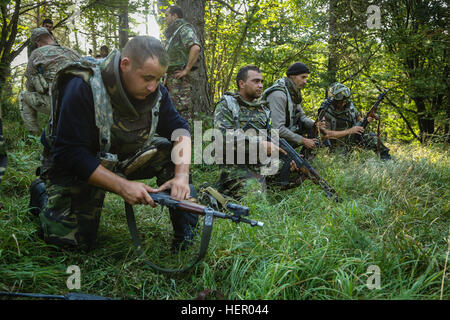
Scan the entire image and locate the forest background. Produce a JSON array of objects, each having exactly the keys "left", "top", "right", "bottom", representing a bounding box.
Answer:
[{"left": 0, "top": 0, "right": 448, "bottom": 300}]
